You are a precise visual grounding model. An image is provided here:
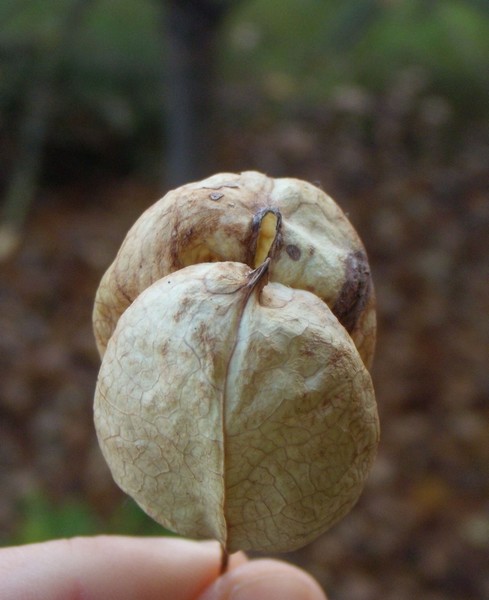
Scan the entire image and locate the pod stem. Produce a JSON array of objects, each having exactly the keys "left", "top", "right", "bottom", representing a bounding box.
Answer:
[
  {"left": 219, "top": 544, "right": 229, "bottom": 575},
  {"left": 246, "top": 256, "right": 270, "bottom": 292}
]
